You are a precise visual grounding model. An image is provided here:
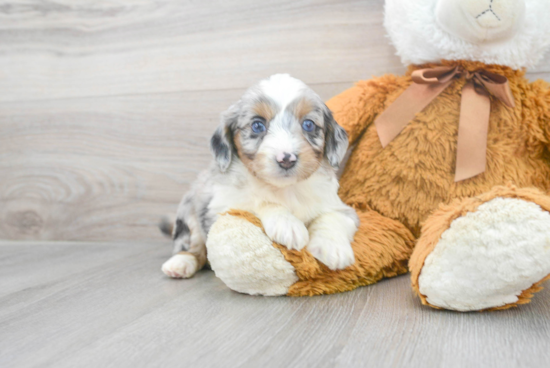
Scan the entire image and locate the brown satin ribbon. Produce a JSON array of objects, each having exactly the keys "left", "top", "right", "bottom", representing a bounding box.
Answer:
[{"left": 374, "top": 66, "right": 515, "bottom": 182}]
